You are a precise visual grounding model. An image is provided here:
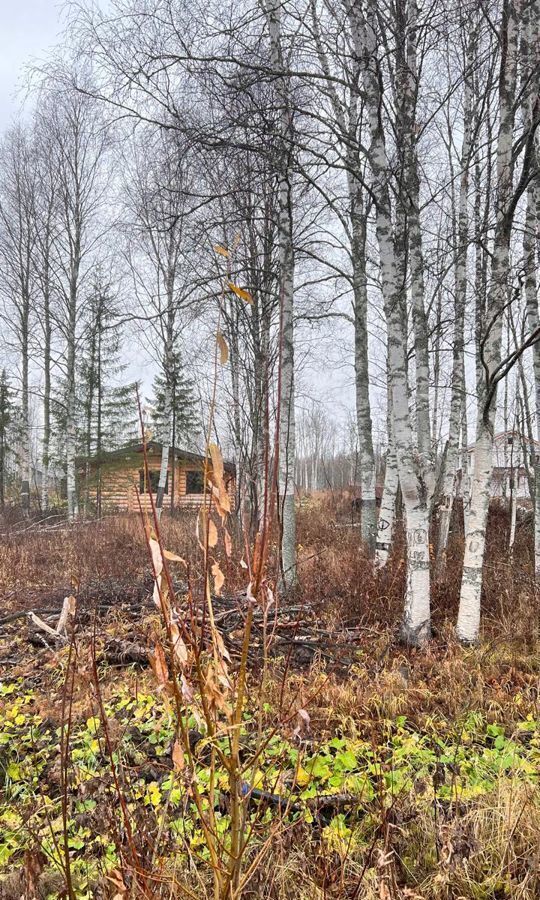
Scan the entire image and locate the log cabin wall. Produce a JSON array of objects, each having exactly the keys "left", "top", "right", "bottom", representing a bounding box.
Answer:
[{"left": 82, "top": 449, "right": 235, "bottom": 513}]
